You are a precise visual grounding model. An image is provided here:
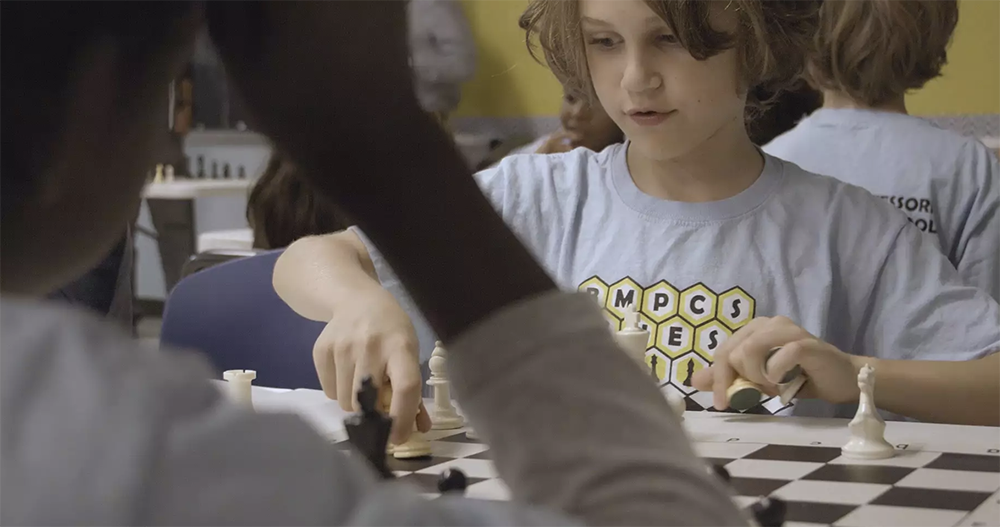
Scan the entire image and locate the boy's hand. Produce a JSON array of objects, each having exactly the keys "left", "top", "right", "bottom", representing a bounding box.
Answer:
[
  {"left": 691, "top": 316, "right": 862, "bottom": 410},
  {"left": 313, "top": 286, "right": 430, "bottom": 444}
]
